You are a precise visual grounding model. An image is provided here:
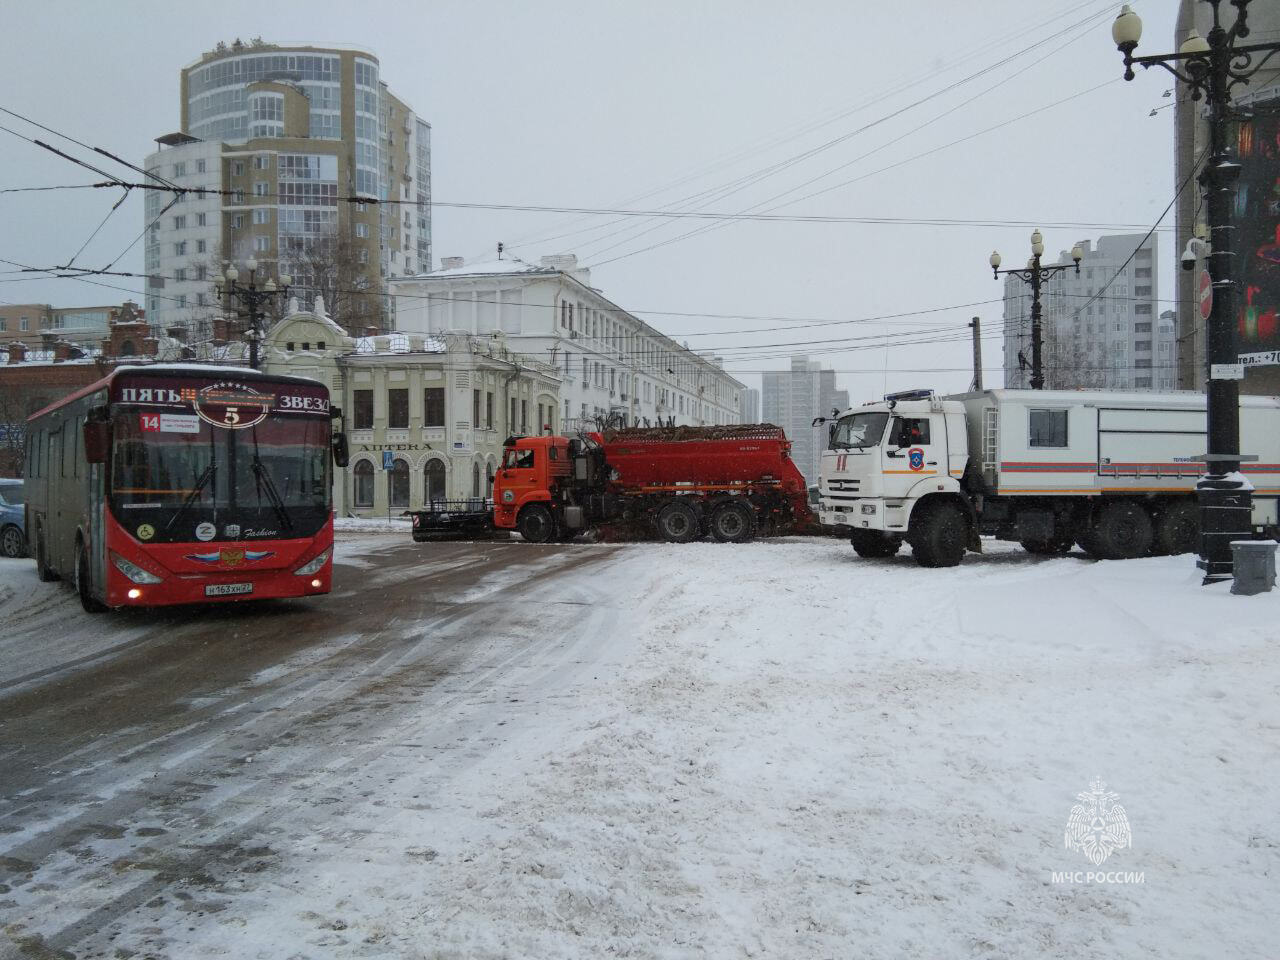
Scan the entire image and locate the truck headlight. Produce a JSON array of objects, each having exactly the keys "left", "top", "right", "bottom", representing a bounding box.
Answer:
[
  {"left": 293, "top": 547, "right": 332, "bottom": 576},
  {"left": 111, "top": 551, "right": 163, "bottom": 584},
  {"left": 861, "top": 504, "right": 877, "bottom": 515}
]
